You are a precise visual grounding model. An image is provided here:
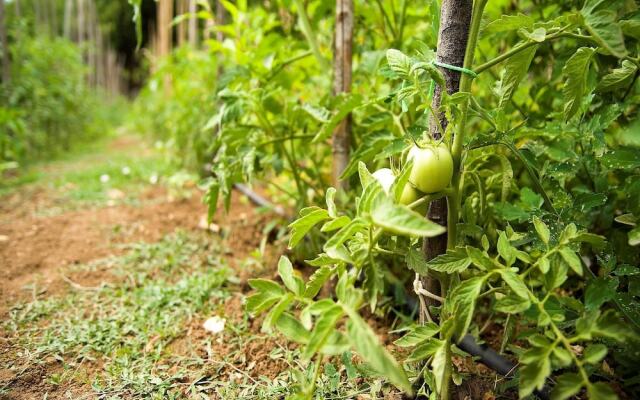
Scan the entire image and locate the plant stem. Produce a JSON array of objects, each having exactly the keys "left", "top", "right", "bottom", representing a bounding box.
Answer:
[
  {"left": 293, "top": 0, "right": 328, "bottom": 70},
  {"left": 474, "top": 31, "right": 595, "bottom": 74},
  {"left": 447, "top": 0, "right": 488, "bottom": 250}
]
